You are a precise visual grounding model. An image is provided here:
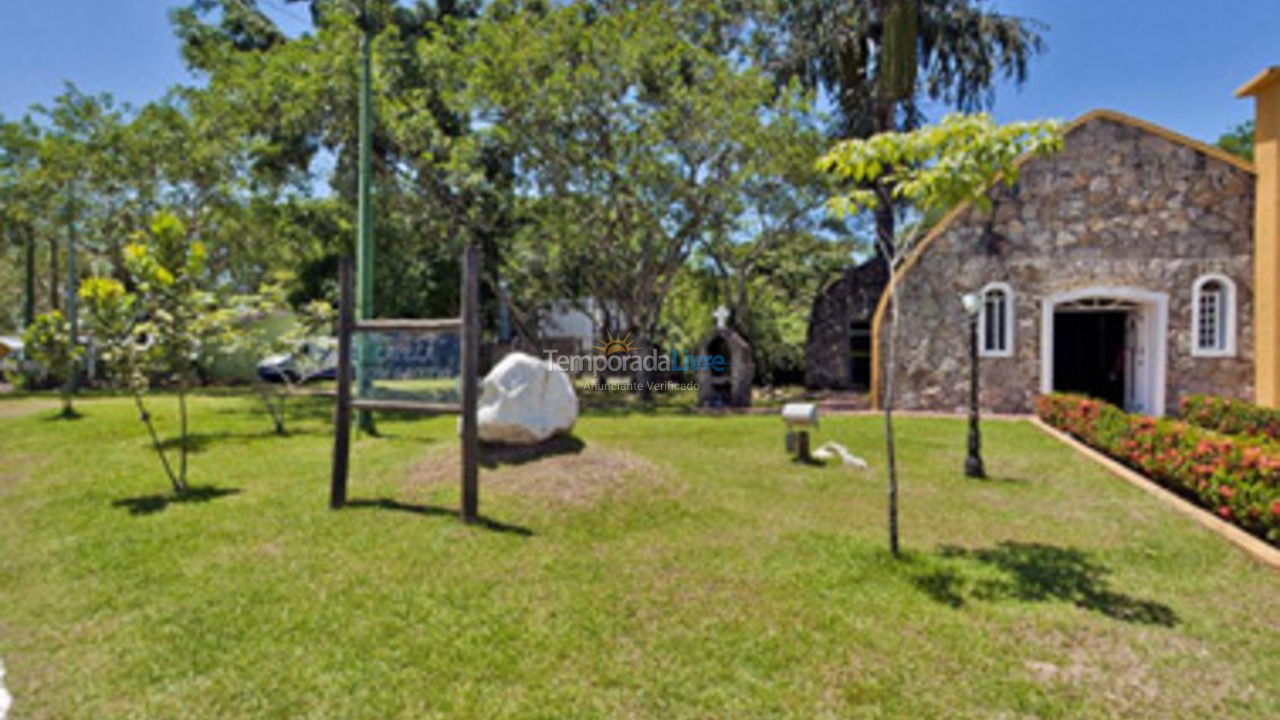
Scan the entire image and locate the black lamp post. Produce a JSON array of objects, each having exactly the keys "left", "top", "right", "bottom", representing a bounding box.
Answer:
[{"left": 961, "top": 292, "right": 986, "bottom": 478}]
